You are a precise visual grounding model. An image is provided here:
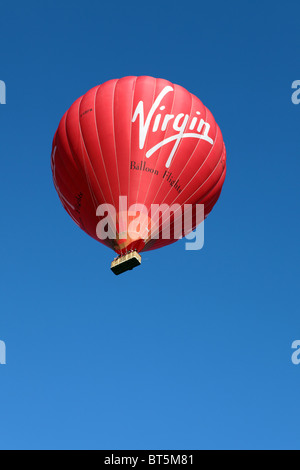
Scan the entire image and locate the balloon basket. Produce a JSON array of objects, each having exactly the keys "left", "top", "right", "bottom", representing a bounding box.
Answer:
[{"left": 111, "top": 251, "right": 142, "bottom": 276}]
